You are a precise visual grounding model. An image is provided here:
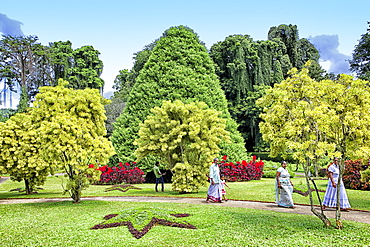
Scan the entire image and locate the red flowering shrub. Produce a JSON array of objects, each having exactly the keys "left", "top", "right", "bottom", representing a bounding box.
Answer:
[
  {"left": 219, "top": 156, "right": 264, "bottom": 182},
  {"left": 94, "top": 162, "right": 145, "bottom": 185},
  {"left": 342, "top": 160, "right": 370, "bottom": 190}
]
